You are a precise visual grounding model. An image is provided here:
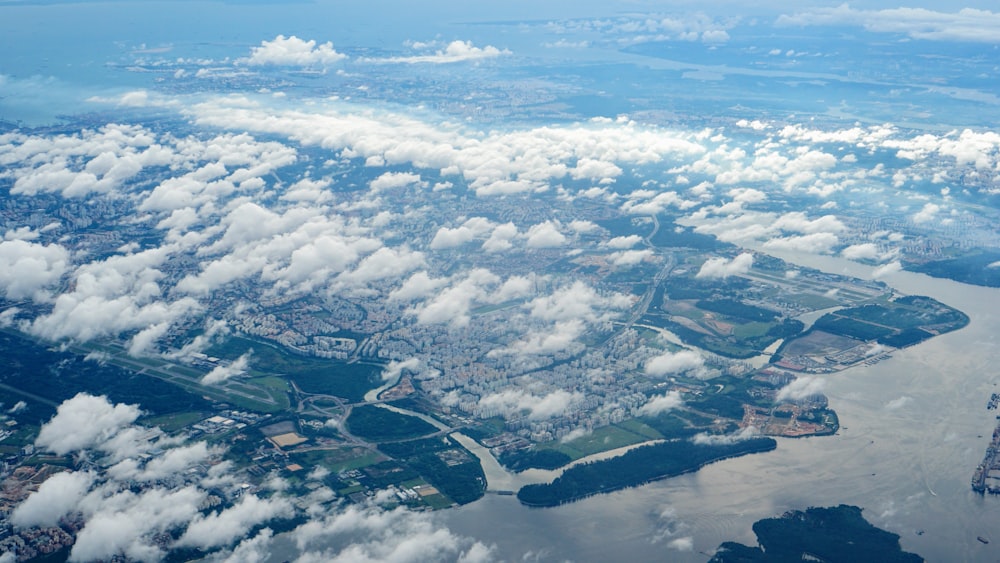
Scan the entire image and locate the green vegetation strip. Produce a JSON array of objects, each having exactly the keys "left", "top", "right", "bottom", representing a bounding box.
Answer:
[{"left": 516, "top": 437, "right": 777, "bottom": 507}]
